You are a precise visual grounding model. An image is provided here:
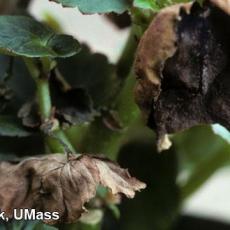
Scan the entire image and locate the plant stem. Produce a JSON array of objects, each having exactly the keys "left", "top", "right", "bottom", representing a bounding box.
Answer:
[
  {"left": 46, "top": 129, "right": 76, "bottom": 153},
  {"left": 23, "top": 57, "right": 76, "bottom": 153},
  {"left": 66, "top": 26, "right": 141, "bottom": 159},
  {"left": 116, "top": 25, "right": 138, "bottom": 79},
  {"left": 36, "top": 78, "right": 52, "bottom": 121},
  {"left": 24, "top": 58, "right": 52, "bottom": 121},
  {"left": 68, "top": 73, "right": 140, "bottom": 159}
]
